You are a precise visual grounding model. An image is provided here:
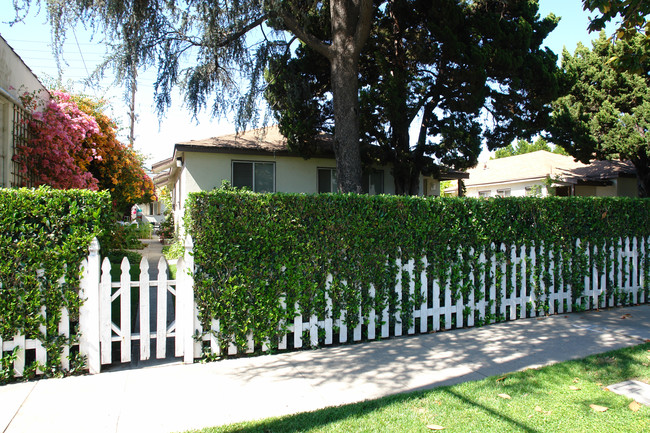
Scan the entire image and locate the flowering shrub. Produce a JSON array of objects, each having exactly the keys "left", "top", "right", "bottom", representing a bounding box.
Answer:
[
  {"left": 16, "top": 90, "right": 99, "bottom": 189},
  {"left": 15, "top": 90, "right": 155, "bottom": 213}
]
